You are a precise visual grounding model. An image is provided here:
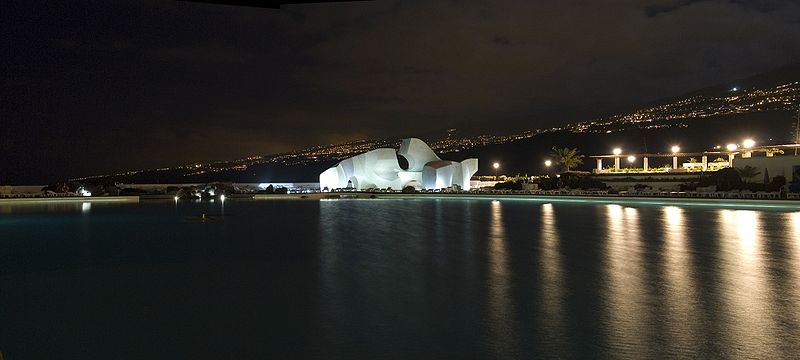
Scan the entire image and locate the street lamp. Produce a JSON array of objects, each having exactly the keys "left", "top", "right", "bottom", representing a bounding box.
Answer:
[
  {"left": 670, "top": 145, "right": 681, "bottom": 170},
  {"left": 740, "top": 138, "right": 756, "bottom": 159},
  {"left": 612, "top": 148, "right": 622, "bottom": 171},
  {"left": 726, "top": 143, "right": 738, "bottom": 165},
  {"left": 544, "top": 160, "right": 552, "bottom": 167},
  {"left": 627, "top": 155, "right": 636, "bottom": 163},
  {"left": 492, "top": 162, "right": 500, "bottom": 180}
]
